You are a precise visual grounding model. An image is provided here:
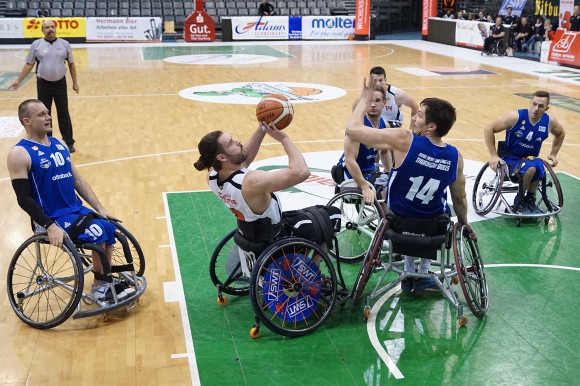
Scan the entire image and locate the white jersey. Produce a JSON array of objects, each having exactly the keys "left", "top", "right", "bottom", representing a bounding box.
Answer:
[
  {"left": 208, "top": 168, "right": 282, "bottom": 224},
  {"left": 380, "top": 84, "right": 403, "bottom": 124}
]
